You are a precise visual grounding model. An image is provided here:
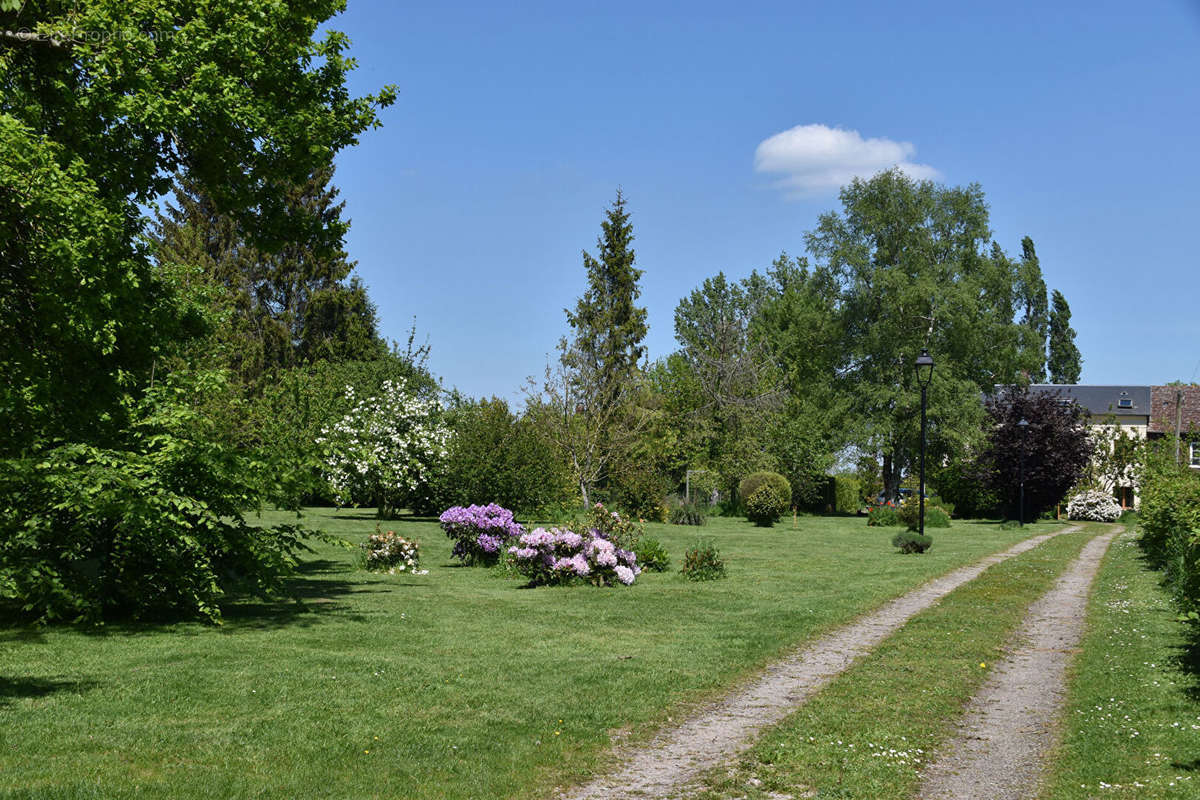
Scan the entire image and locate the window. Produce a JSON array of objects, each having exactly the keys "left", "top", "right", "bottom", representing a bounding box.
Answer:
[
  {"left": 1117, "top": 398, "right": 1133, "bottom": 409},
  {"left": 1192, "top": 441, "right": 1200, "bottom": 469}
]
